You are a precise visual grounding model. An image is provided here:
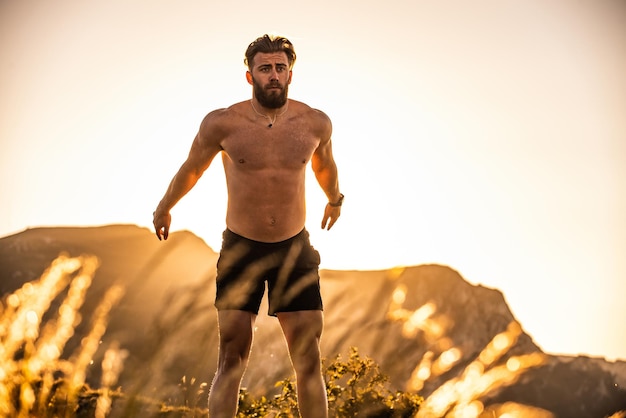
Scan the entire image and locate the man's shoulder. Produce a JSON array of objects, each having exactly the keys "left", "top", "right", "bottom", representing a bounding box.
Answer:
[
  {"left": 290, "top": 100, "right": 330, "bottom": 124},
  {"left": 200, "top": 102, "right": 248, "bottom": 128},
  {"left": 288, "top": 101, "right": 332, "bottom": 140},
  {"left": 205, "top": 101, "right": 247, "bottom": 119}
]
